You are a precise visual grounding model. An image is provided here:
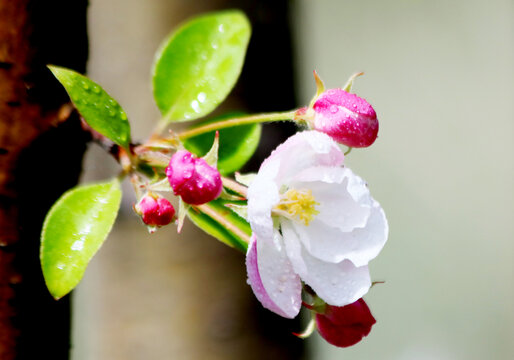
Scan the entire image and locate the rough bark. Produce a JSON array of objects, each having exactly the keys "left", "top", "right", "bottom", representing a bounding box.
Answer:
[{"left": 0, "top": 1, "right": 88, "bottom": 358}]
